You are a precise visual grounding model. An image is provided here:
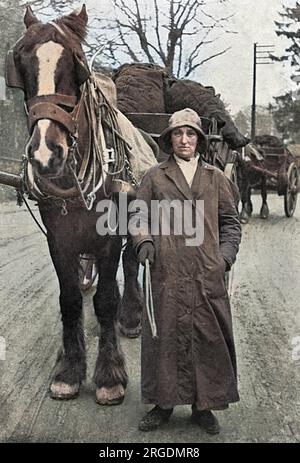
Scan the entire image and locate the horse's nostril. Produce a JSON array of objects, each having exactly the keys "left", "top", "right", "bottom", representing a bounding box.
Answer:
[
  {"left": 48, "top": 146, "right": 64, "bottom": 170},
  {"left": 48, "top": 157, "right": 55, "bottom": 170}
]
